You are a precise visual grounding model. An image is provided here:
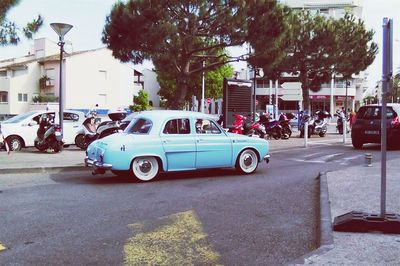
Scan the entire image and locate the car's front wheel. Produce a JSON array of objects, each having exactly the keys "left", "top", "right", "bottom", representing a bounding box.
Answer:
[
  {"left": 131, "top": 156, "right": 159, "bottom": 181},
  {"left": 7, "top": 136, "right": 23, "bottom": 151},
  {"left": 236, "top": 149, "right": 259, "bottom": 174}
]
